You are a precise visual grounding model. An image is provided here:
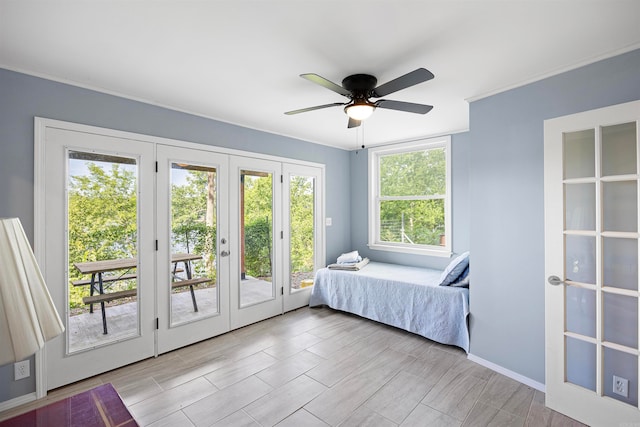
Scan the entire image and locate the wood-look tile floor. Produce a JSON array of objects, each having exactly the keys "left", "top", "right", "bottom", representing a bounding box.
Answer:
[{"left": 0, "top": 307, "right": 586, "bottom": 426}]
